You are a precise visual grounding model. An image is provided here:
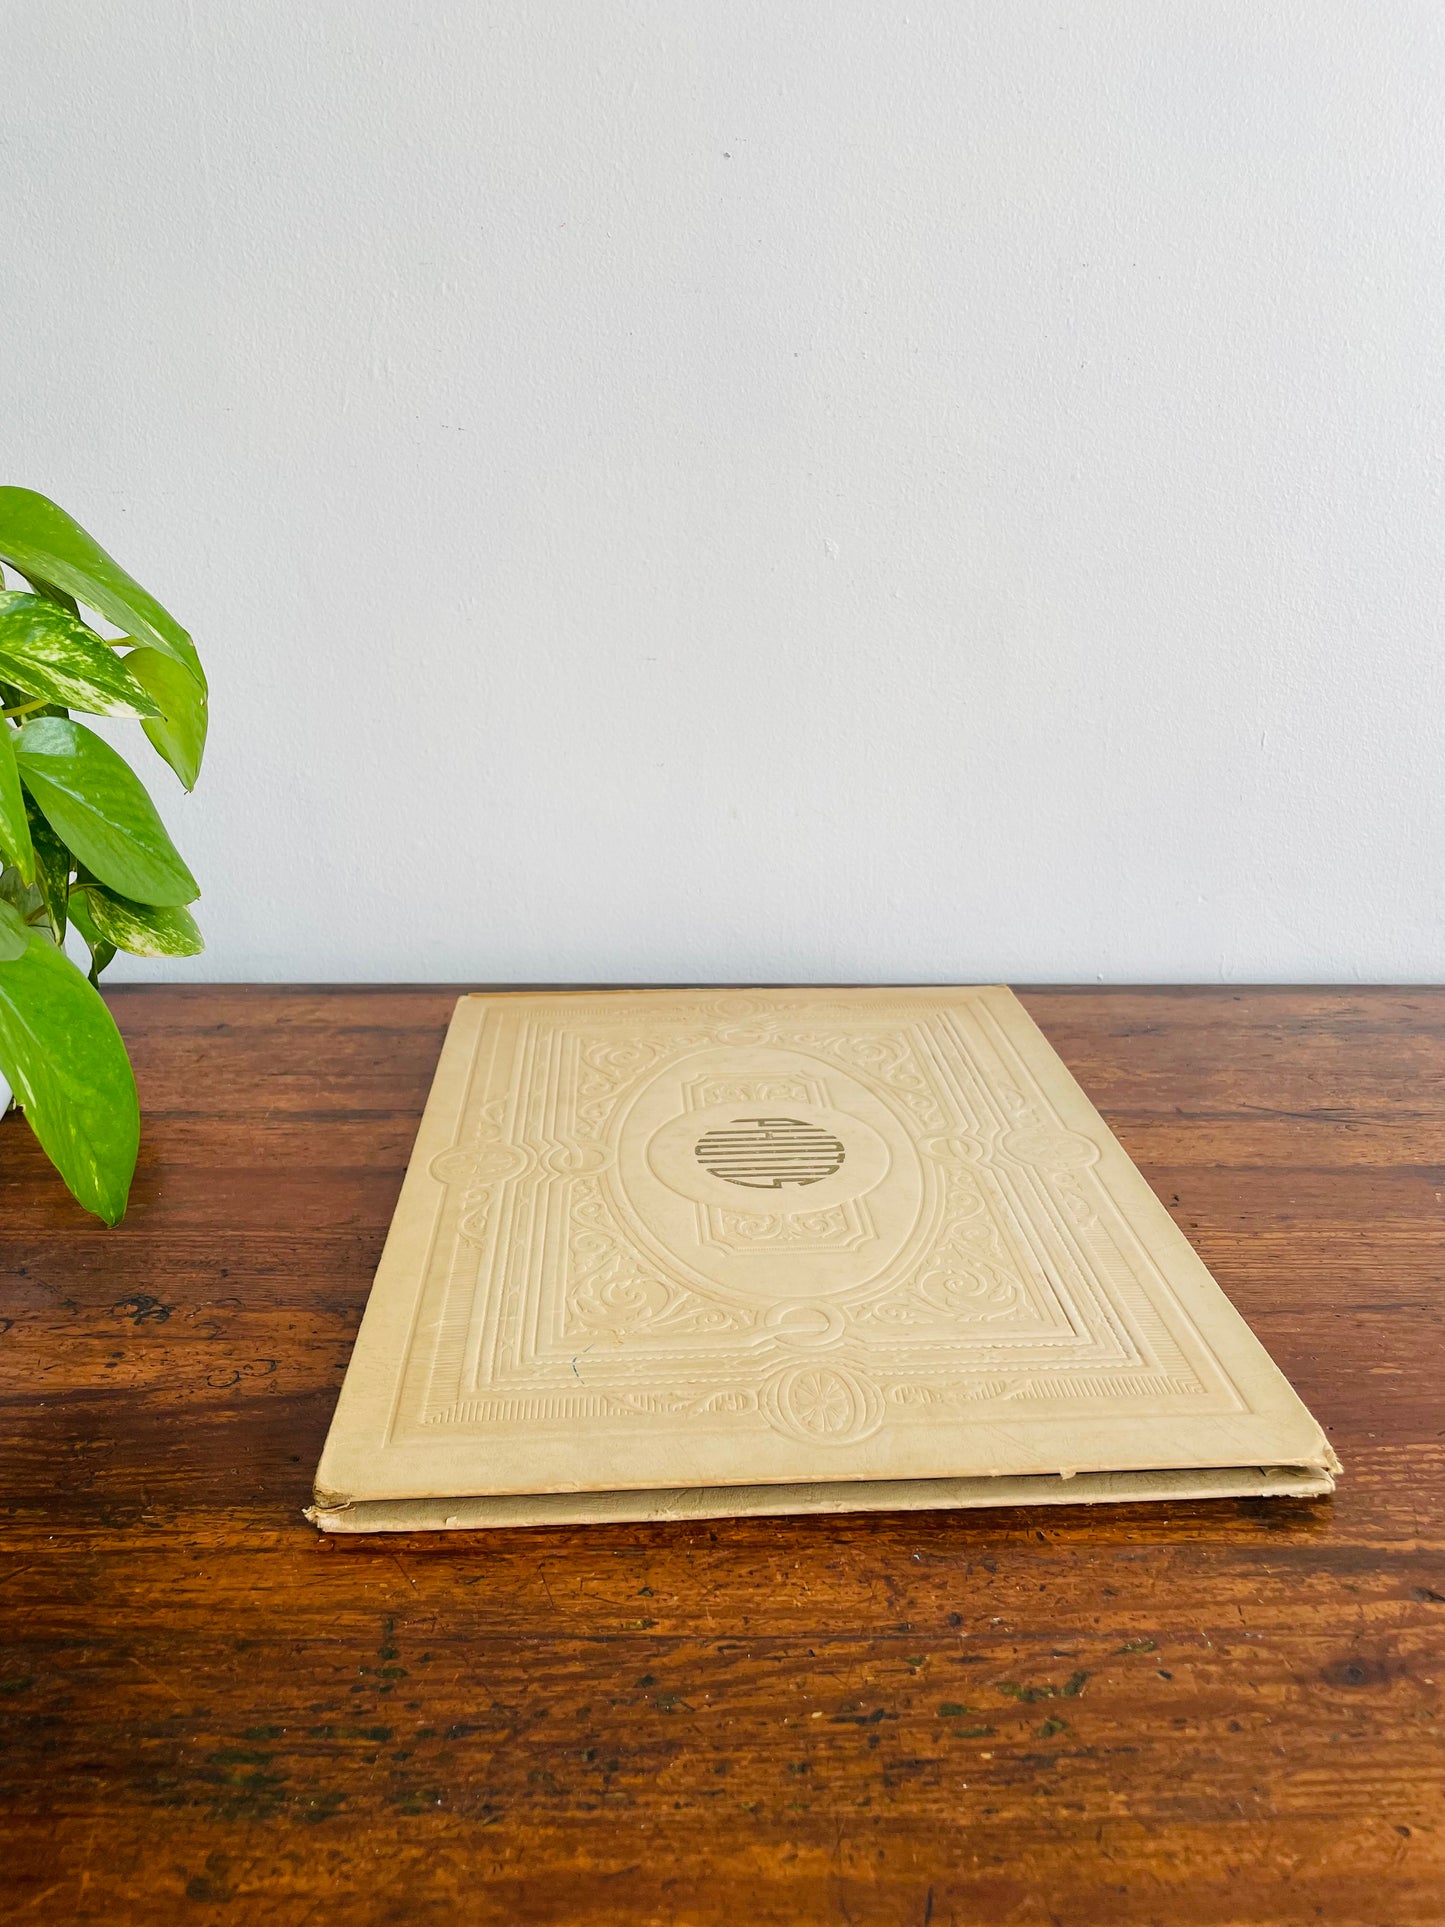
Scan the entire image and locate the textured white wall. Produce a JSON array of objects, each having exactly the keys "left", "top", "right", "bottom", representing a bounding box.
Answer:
[{"left": 4, "top": 2, "right": 1443, "bottom": 983}]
